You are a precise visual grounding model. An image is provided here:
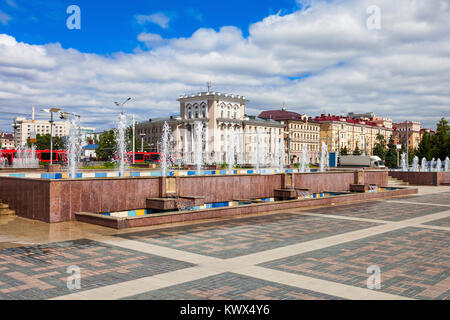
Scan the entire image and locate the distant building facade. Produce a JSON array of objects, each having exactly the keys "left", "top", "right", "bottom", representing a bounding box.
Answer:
[
  {"left": 136, "top": 91, "right": 285, "bottom": 165},
  {"left": 393, "top": 121, "right": 422, "bottom": 150},
  {"left": 314, "top": 114, "right": 393, "bottom": 155},
  {"left": 12, "top": 116, "right": 95, "bottom": 148},
  {"left": 258, "top": 108, "right": 320, "bottom": 164},
  {"left": 0, "top": 132, "right": 14, "bottom": 149}
]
